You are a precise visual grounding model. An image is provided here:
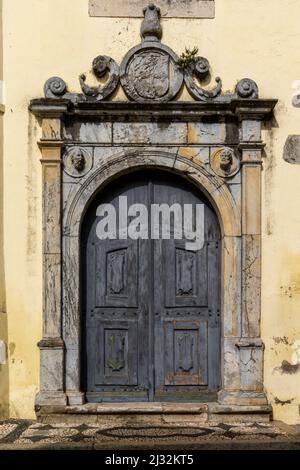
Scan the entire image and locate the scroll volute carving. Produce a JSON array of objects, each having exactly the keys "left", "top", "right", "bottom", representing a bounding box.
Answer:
[
  {"left": 183, "top": 56, "right": 222, "bottom": 101},
  {"left": 79, "top": 55, "right": 120, "bottom": 100},
  {"left": 44, "top": 55, "right": 120, "bottom": 102}
]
